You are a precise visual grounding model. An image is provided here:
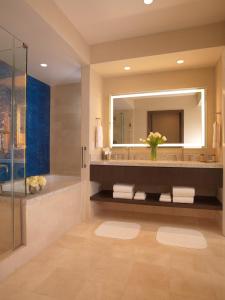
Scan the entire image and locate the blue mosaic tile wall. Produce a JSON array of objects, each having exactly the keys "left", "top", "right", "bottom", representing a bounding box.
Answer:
[
  {"left": 0, "top": 60, "right": 26, "bottom": 181},
  {"left": 26, "top": 76, "right": 50, "bottom": 176},
  {"left": 0, "top": 58, "right": 50, "bottom": 180}
]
